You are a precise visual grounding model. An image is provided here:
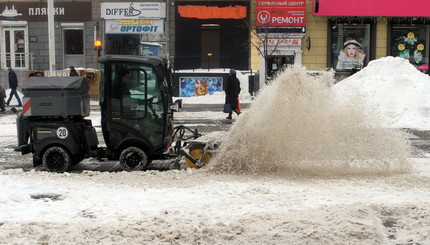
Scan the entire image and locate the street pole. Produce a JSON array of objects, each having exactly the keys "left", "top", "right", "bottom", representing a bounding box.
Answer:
[
  {"left": 165, "top": 0, "right": 169, "bottom": 60},
  {"left": 48, "top": 0, "right": 56, "bottom": 72}
]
